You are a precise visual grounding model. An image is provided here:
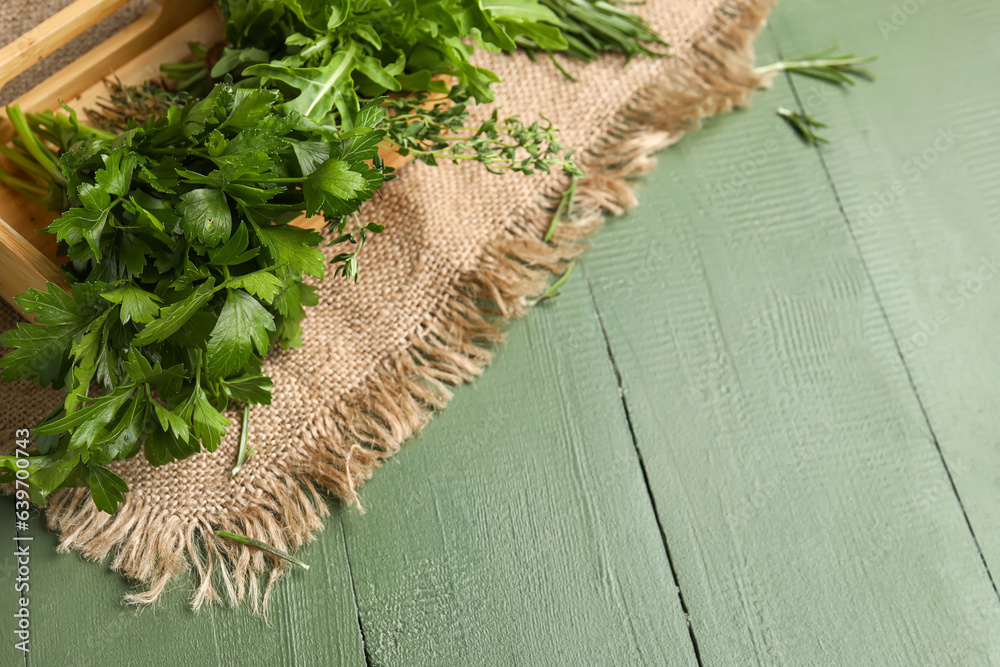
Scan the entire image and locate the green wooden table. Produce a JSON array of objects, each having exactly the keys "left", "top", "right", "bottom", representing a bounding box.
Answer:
[{"left": 6, "top": 0, "right": 1000, "bottom": 664}]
